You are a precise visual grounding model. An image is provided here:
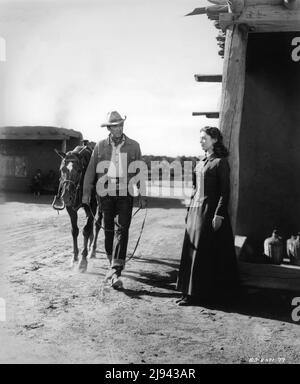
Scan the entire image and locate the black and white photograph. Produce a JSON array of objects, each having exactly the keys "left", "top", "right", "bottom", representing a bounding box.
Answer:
[{"left": 0, "top": 0, "right": 300, "bottom": 367}]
